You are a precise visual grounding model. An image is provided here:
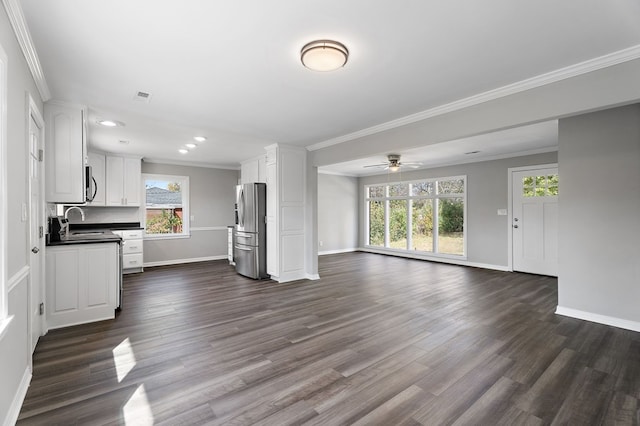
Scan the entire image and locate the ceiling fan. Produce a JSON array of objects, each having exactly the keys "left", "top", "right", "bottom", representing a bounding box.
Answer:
[{"left": 363, "top": 154, "right": 422, "bottom": 172}]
